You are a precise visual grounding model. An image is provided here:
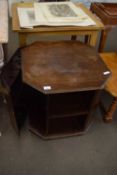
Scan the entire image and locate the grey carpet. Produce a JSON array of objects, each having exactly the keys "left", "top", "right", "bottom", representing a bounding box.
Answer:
[{"left": 0, "top": 91, "right": 117, "bottom": 175}]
